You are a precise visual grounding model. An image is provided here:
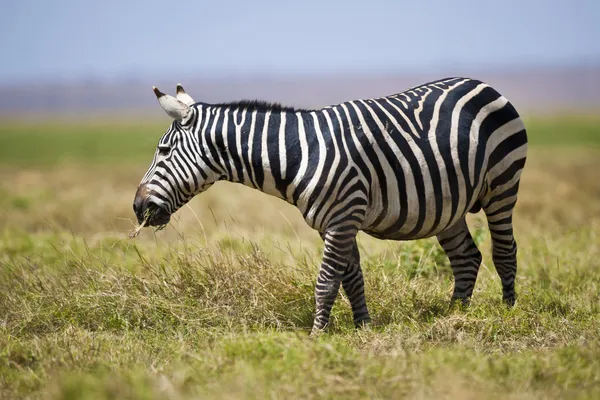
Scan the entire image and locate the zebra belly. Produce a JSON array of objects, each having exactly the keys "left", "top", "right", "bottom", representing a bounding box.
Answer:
[
  {"left": 360, "top": 164, "right": 485, "bottom": 241},
  {"left": 362, "top": 218, "right": 462, "bottom": 241}
]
